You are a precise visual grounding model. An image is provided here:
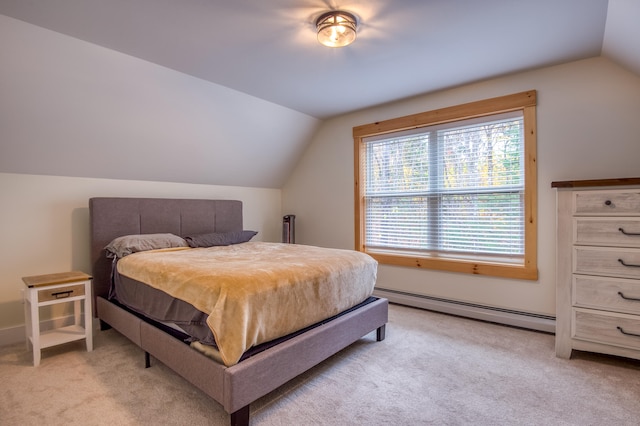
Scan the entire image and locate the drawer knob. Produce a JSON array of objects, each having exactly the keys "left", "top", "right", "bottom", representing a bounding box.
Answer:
[
  {"left": 604, "top": 200, "right": 612, "bottom": 206},
  {"left": 619, "top": 227, "right": 640, "bottom": 236},
  {"left": 618, "top": 291, "right": 640, "bottom": 302},
  {"left": 618, "top": 258, "right": 640, "bottom": 268},
  {"left": 617, "top": 326, "right": 640, "bottom": 338}
]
